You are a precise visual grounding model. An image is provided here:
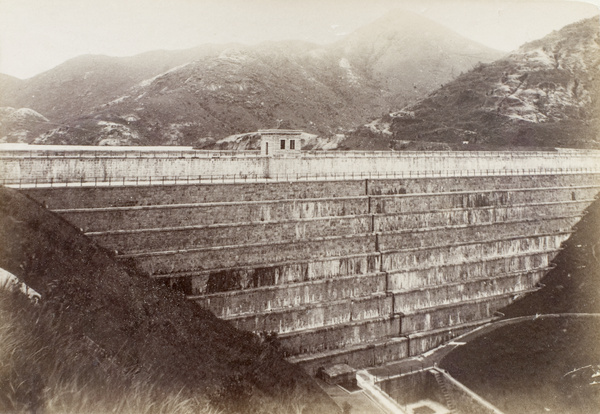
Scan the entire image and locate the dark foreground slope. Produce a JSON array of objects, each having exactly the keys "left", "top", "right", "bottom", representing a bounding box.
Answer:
[
  {"left": 502, "top": 196, "right": 600, "bottom": 317},
  {"left": 440, "top": 197, "right": 600, "bottom": 413},
  {"left": 0, "top": 186, "right": 338, "bottom": 413}
]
